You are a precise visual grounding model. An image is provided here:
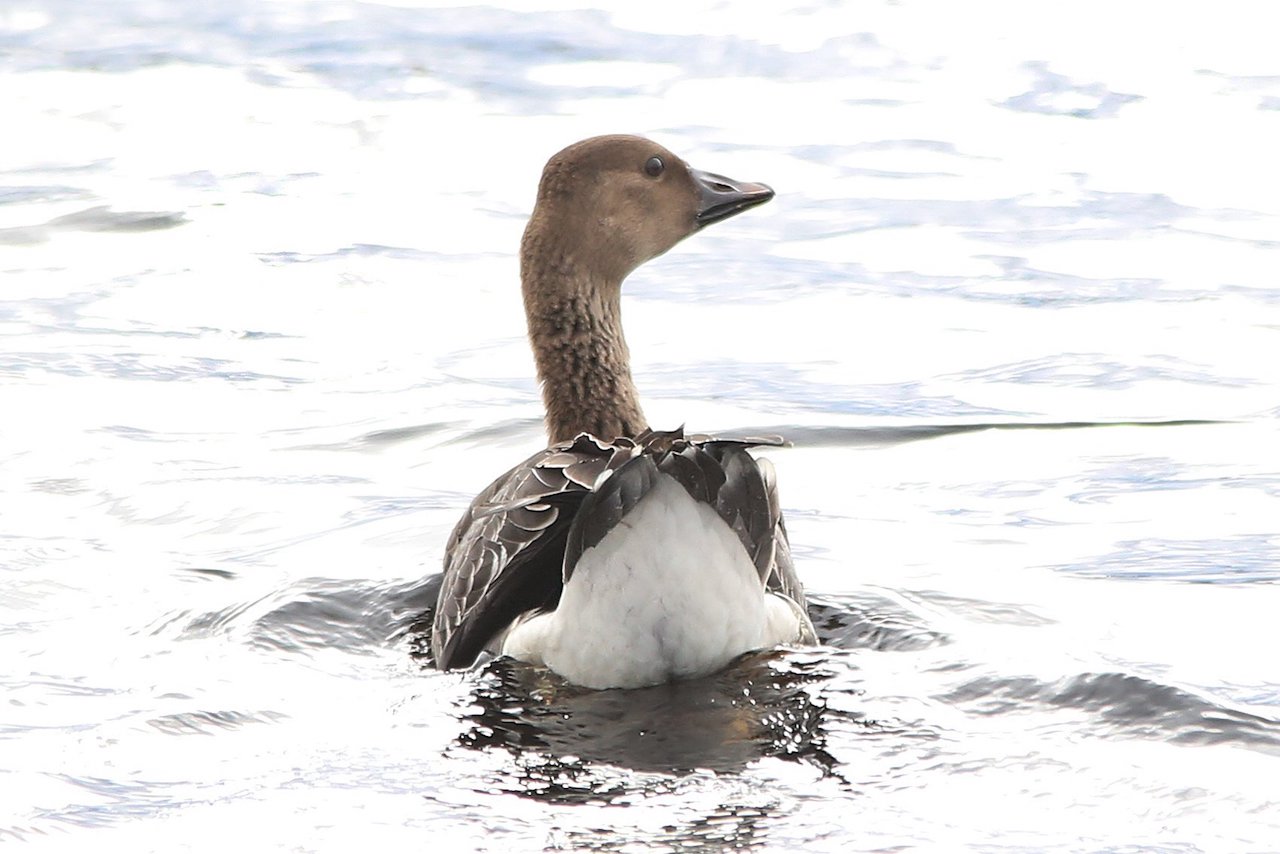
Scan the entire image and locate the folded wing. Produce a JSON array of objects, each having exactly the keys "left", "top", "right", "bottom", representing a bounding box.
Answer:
[{"left": 432, "top": 429, "right": 808, "bottom": 669}]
